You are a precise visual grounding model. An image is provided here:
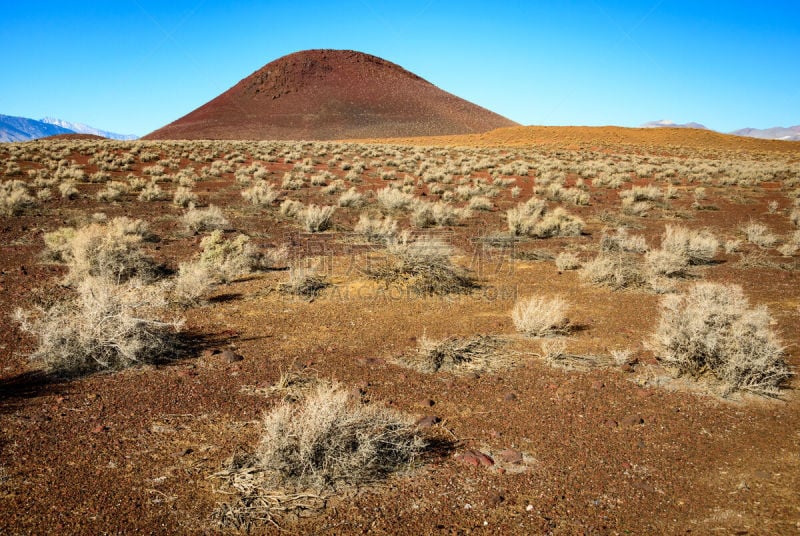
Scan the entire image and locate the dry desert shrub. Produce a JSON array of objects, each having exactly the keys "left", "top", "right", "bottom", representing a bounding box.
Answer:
[
  {"left": 542, "top": 183, "right": 590, "bottom": 205},
  {"left": 554, "top": 251, "right": 581, "bottom": 271},
  {"left": 278, "top": 266, "right": 330, "bottom": 299},
  {"left": 212, "top": 385, "right": 424, "bottom": 529},
  {"left": 376, "top": 186, "right": 415, "bottom": 211},
  {"left": 297, "top": 204, "right": 335, "bottom": 232},
  {"left": 650, "top": 282, "right": 790, "bottom": 397},
  {"left": 362, "top": 236, "right": 477, "bottom": 295},
  {"left": 241, "top": 180, "right": 278, "bottom": 206},
  {"left": 410, "top": 200, "right": 463, "bottom": 228},
  {"left": 600, "top": 227, "right": 648, "bottom": 254},
  {"left": 44, "top": 217, "right": 157, "bottom": 283},
  {"left": 506, "top": 197, "right": 545, "bottom": 234},
  {"left": 790, "top": 208, "right": 800, "bottom": 227},
  {"left": 172, "top": 186, "right": 198, "bottom": 208},
  {"left": 0, "top": 180, "right": 36, "bottom": 216},
  {"left": 55, "top": 164, "right": 85, "bottom": 182},
  {"left": 14, "top": 276, "right": 183, "bottom": 376},
  {"left": 58, "top": 180, "right": 79, "bottom": 199},
  {"left": 137, "top": 180, "right": 165, "bottom": 201},
  {"left": 467, "top": 195, "right": 493, "bottom": 211},
  {"left": 321, "top": 179, "right": 345, "bottom": 195},
  {"left": 767, "top": 200, "right": 779, "bottom": 214},
  {"left": 723, "top": 238, "right": 742, "bottom": 254},
  {"left": 194, "top": 233, "right": 232, "bottom": 277},
  {"left": 644, "top": 248, "right": 690, "bottom": 278},
  {"left": 281, "top": 171, "right": 305, "bottom": 190},
  {"left": 88, "top": 171, "right": 111, "bottom": 183},
  {"left": 619, "top": 185, "right": 663, "bottom": 216},
  {"left": 197, "top": 230, "right": 285, "bottom": 283},
  {"left": 279, "top": 198, "right": 304, "bottom": 218},
  {"left": 507, "top": 198, "right": 583, "bottom": 238},
  {"left": 94, "top": 182, "right": 125, "bottom": 202},
  {"left": 353, "top": 214, "right": 397, "bottom": 243},
  {"left": 777, "top": 230, "right": 800, "bottom": 257},
  {"left": 620, "top": 185, "right": 662, "bottom": 203},
  {"left": 169, "top": 261, "right": 215, "bottom": 307},
  {"left": 337, "top": 187, "right": 365, "bottom": 208},
  {"left": 512, "top": 295, "right": 570, "bottom": 337},
  {"left": 621, "top": 197, "right": 652, "bottom": 216},
  {"left": 311, "top": 171, "right": 333, "bottom": 186},
  {"left": 742, "top": 221, "right": 777, "bottom": 248},
  {"left": 404, "top": 335, "right": 505, "bottom": 373},
  {"left": 660, "top": 225, "right": 718, "bottom": 264},
  {"left": 182, "top": 205, "right": 229, "bottom": 233},
  {"left": 580, "top": 253, "right": 647, "bottom": 291}
]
